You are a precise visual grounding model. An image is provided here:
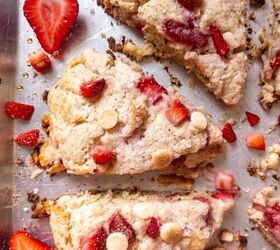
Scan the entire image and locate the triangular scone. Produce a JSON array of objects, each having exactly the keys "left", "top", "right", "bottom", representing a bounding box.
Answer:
[
  {"left": 35, "top": 49, "right": 224, "bottom": 178},
  {"left": 260, "top": 0, "right": 280, "bottom": 110},
  {"left": 248, "top": 187, "right": 280, "bottom": 249},
  {"left": 49, "top": 190, "right": 235, "bottom": 250},
  {"left": 99, "top": 0, "right": 248, "bottom": 106}
]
